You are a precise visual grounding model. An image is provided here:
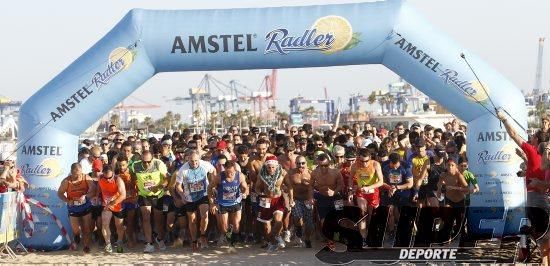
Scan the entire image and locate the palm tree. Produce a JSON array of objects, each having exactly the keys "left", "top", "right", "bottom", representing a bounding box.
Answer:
[
  {"left": 129, "top": 118, "right": 139, "bottom": 131},
  {"left": 110, "top": 113, "right": 121, "bottom": 128},
  {"left": 210, "top": 111, "right": 218, "bottom": 129},
  {"left": 219, "top": 110, "right": 228, "bottom": 130},
  {"left": 378, "top": 95, "right": 386, "bottom": 115},
  {"left": 164, "top": 111, "right": 174, "bottom": 131},
  {"left": 242, "top": 109, "right": 251, "bottom": 127},
  {"left": 385, "top": 94, "right": 396, "bottom": 115},
  {"left": 368, "top": 91, "right": 377, "bottom": 106},
  {"left": 174, "top": 113, "right": 182, "bottom": 128},
  {"left": 193, "top": 109, "right": 202, "bottom": 132}
]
